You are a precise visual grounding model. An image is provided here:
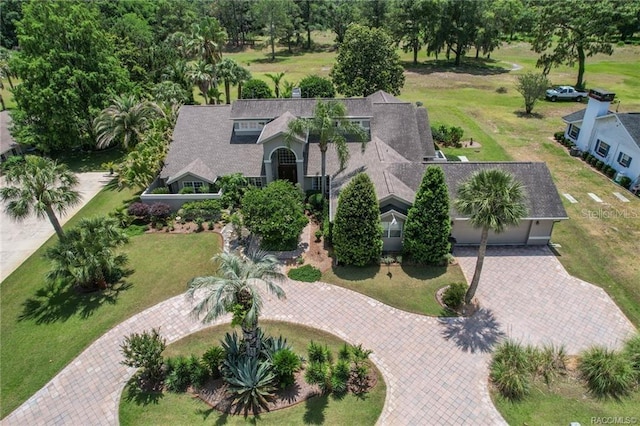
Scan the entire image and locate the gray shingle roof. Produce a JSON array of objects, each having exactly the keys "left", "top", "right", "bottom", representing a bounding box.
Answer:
[
  {"left": 230, "top": 98, "right": 373, "bottom": 119},
  {"left": 1, "top": 111, "right": 20, "bottom": 155},
  {"left": 617, "top": 113, "right": 640, "bottom": 148},
  {"left": 367, "top": 91, "right": 407, "bottom": 104},
  {"left": 166, "top": 158, "right": 215, "bottom": 184},
  {"left": 391, "top": 162, "right": 567, "bottom": 219},
  {"left": 257, "top": 111, "right": 300, "bottom": 144},
  {"left": 371, "top": 103, "right": 435, "bottom": 161}
]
